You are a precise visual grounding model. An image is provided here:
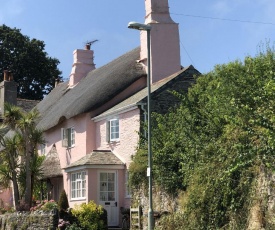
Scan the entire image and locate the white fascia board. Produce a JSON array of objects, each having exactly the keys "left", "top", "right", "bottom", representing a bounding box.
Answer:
[
  {"left": 64, "top": 164, "right": 125, "bottom": 172},
  {"left": 92, "top": 104, "right": 138, "bottom": 122}
]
